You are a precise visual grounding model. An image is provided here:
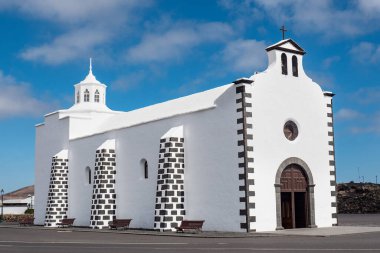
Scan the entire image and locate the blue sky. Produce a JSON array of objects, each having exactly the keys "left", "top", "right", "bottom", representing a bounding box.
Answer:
[{"left": 0, "top": 0, "right": 379, "bottom": 192}]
